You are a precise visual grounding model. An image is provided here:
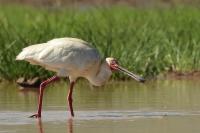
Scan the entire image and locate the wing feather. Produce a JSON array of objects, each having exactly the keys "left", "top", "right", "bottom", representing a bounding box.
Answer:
[{"left": 16, "top": 37, "right": 101, "bottom": 77}]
